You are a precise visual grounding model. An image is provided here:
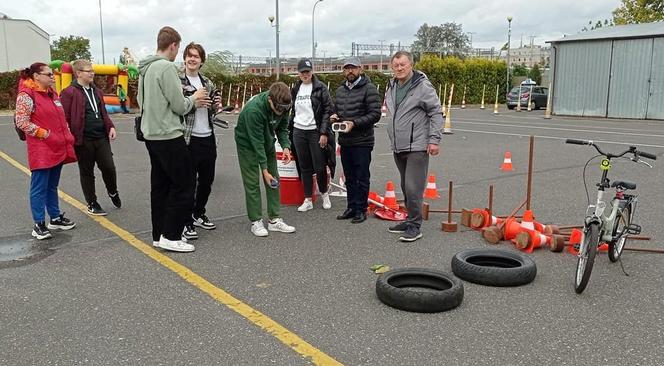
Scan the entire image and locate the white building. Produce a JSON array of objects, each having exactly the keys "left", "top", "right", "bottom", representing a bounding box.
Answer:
[
  {"left": 501, "top": 44, "right": 550, "bottom": 68},
  {"left": 0, "top": 13, "right": 50, "bottom": 72}
]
